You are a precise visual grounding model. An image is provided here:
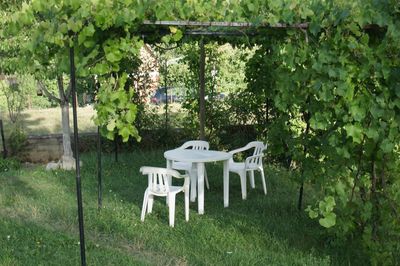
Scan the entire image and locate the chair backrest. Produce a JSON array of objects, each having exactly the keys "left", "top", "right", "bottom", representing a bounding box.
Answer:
[
  {"left": 179, "top": 140, "right": 209, "bottom": 150},
  {"left": 247, "top": 141, "right": 267, "bottom": 167},
  {"left": 140, "top": 167, "right": 181, "bottom": 194},
  {"left": 251, "top": 141, "right": 266, "bottom": 156}
]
